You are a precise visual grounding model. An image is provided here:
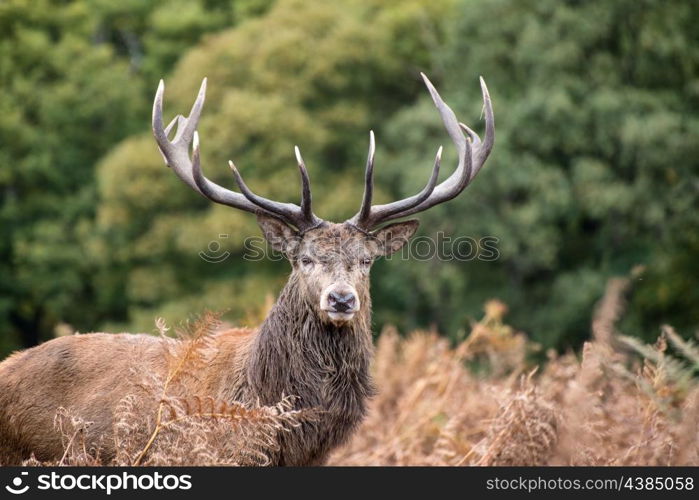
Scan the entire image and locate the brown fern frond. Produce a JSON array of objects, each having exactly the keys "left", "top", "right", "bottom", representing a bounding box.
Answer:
[{"left": 478, "top": 378, "right": 558, "bottom": 466}]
